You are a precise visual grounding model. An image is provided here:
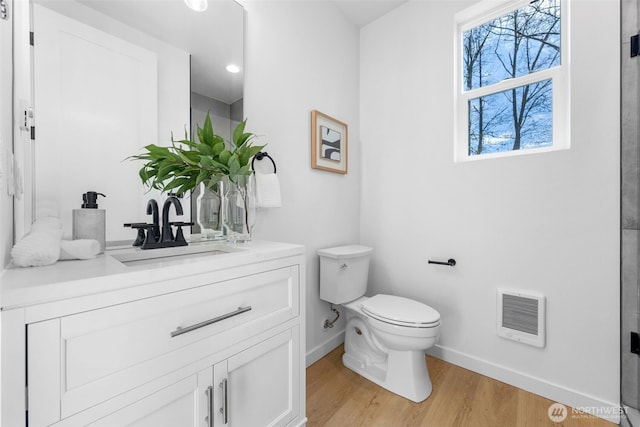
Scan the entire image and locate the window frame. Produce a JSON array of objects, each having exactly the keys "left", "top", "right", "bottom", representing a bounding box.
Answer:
[{"left": 453, "top": 0, "right": 570, "bottom": 162}]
